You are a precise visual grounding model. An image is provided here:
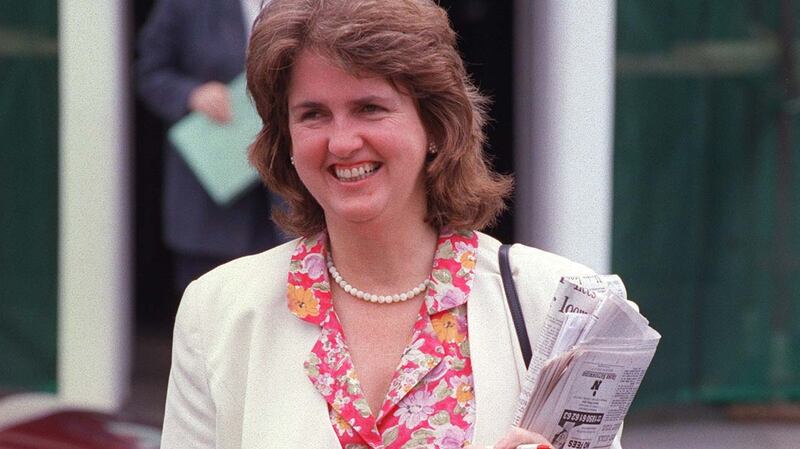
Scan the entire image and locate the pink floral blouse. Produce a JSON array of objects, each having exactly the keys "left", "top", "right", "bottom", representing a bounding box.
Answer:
[{"left": 287, "top": 229, "right": 479, "bottom": 449}]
